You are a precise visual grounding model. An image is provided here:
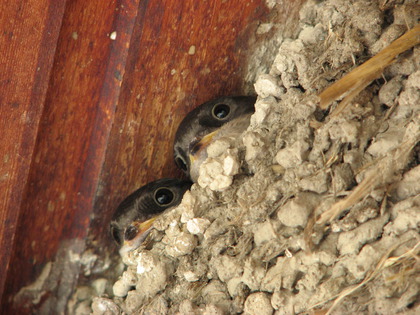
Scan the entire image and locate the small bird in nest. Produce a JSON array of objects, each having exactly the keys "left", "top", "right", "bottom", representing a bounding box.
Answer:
[
  {"left": 110, "top": 178, "right": 192, "bottom": 254},
  {"left": 173, "top": 95, "right": 256, "bottom": 182}
]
